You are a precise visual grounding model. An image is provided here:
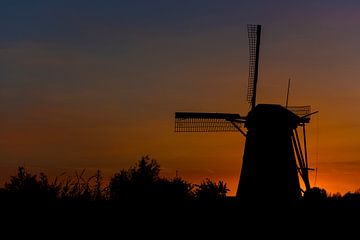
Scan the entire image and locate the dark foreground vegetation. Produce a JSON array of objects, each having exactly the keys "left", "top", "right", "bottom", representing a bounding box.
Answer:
[{"left": 1, "top": 156, "right": 359, "bottom": 236}]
